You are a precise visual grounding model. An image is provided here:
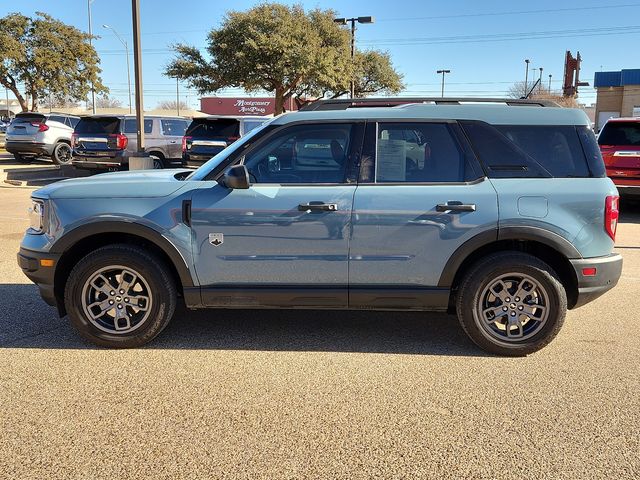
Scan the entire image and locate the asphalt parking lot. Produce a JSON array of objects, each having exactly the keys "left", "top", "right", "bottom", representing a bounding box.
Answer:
[{"left": 1, "top": 168, "right": 639, "bottom": 479}]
